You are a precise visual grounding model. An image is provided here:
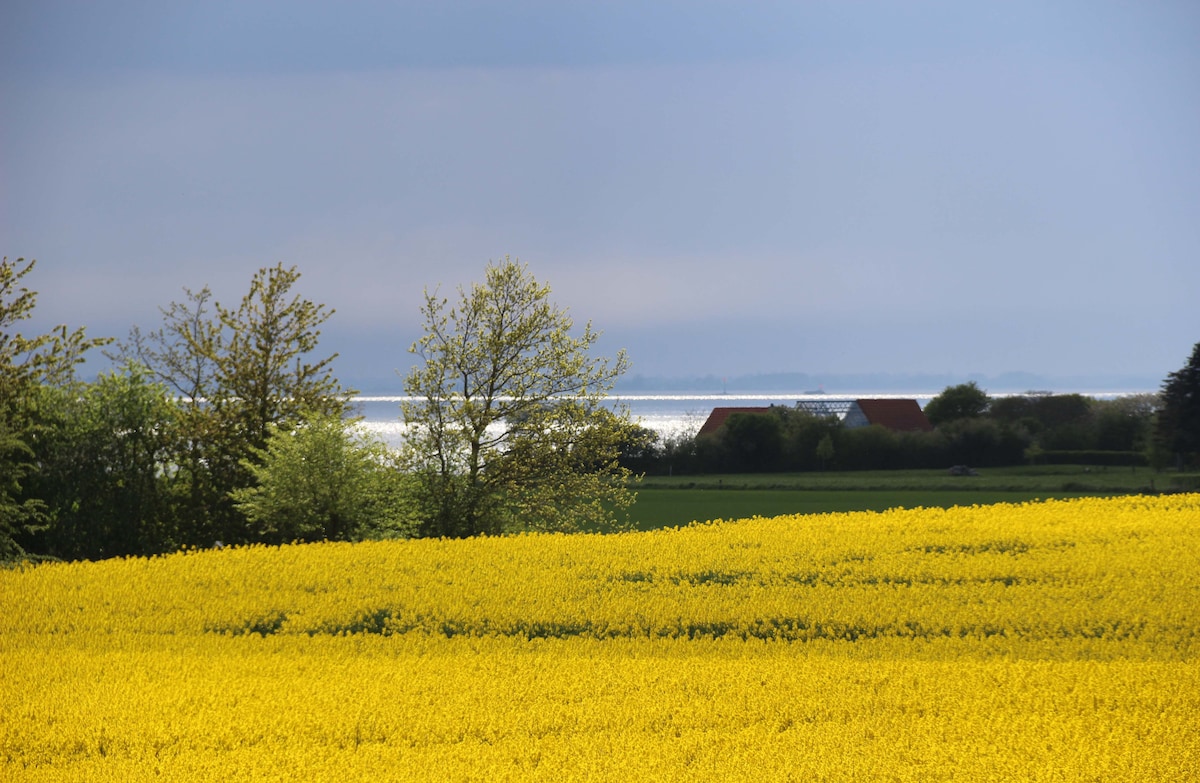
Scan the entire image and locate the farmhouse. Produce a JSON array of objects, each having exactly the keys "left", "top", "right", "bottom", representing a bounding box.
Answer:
[
  {"left": 841, "top": 399, "right": 933, "bottom": 432},
  {"left": 698, "top": 399, "right": 932, "bottom": 437},
  {"left": 696, "top": 407, "right": 776, "bottom": 437}
]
